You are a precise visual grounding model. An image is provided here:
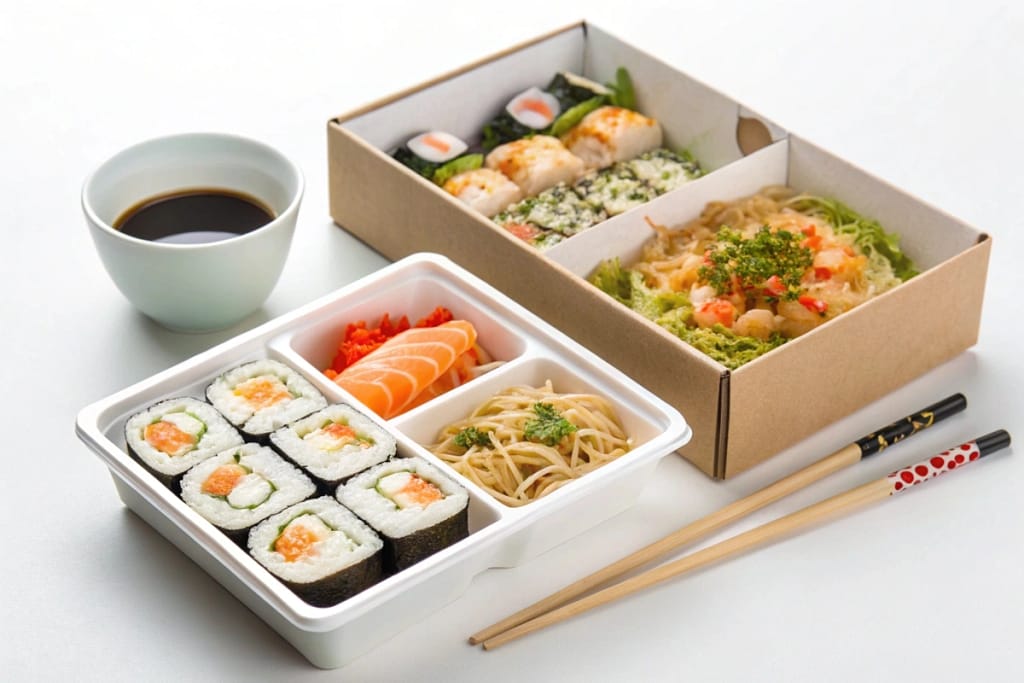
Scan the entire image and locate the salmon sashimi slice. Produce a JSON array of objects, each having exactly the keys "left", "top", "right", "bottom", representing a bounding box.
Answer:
[
  {"left": 401, "top": 347, "right": 480, "bottom": 414},
  {"left": 334, "top": 320, "right": 477, "bottom": 419}
]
